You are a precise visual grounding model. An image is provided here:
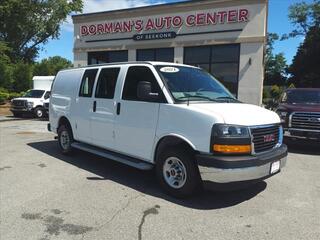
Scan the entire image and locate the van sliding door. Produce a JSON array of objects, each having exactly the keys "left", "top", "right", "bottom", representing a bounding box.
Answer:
[
  {"left": 74, "top": 69, "right": 98, "bottom": 142},
  {"left": 91, "top": 67, "right": 120, "bottom": 149}
]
